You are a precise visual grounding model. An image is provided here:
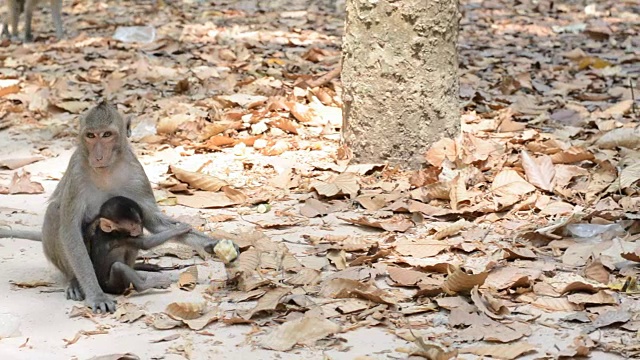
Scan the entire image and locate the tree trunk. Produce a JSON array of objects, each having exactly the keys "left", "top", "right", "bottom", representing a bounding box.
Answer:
[{"left": 341, "top": 0, "right": 460, "bottom": 169}]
